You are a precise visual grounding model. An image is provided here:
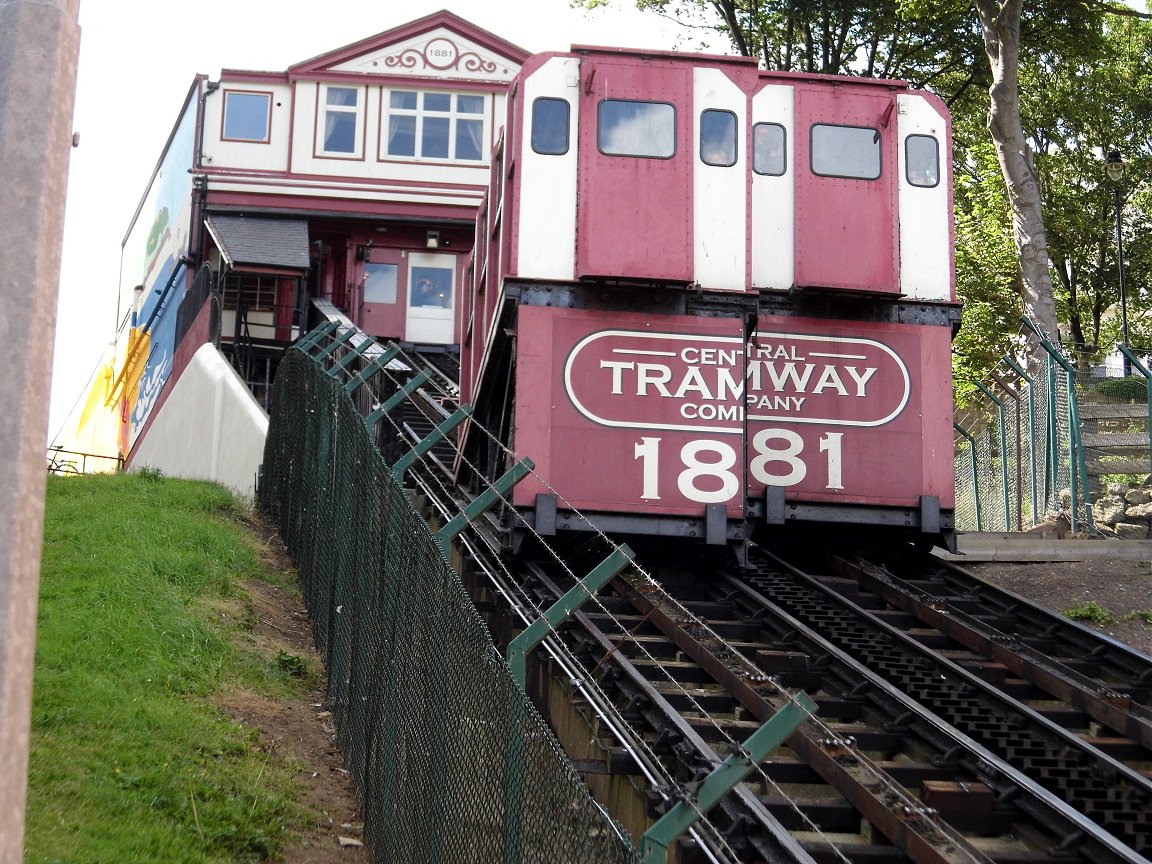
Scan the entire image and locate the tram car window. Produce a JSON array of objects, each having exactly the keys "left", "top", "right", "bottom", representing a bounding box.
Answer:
[
  {"left": 700, "top": 109, "right": 738, "bottom": 167},
  {"left": 906, "top": 134, "right": 940, "bottom": 188},
  {"left": 531, "top": 97, "right": 570, "bottom": 155},
  {"left": 598, "top": 99, "right": 676, "bottom": 158},
  {"left": 752, "top": 123, "right": 786, "bottom": 176},
  {"left": 810, "top": 123, "right": 882, "bottom": 180}
]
